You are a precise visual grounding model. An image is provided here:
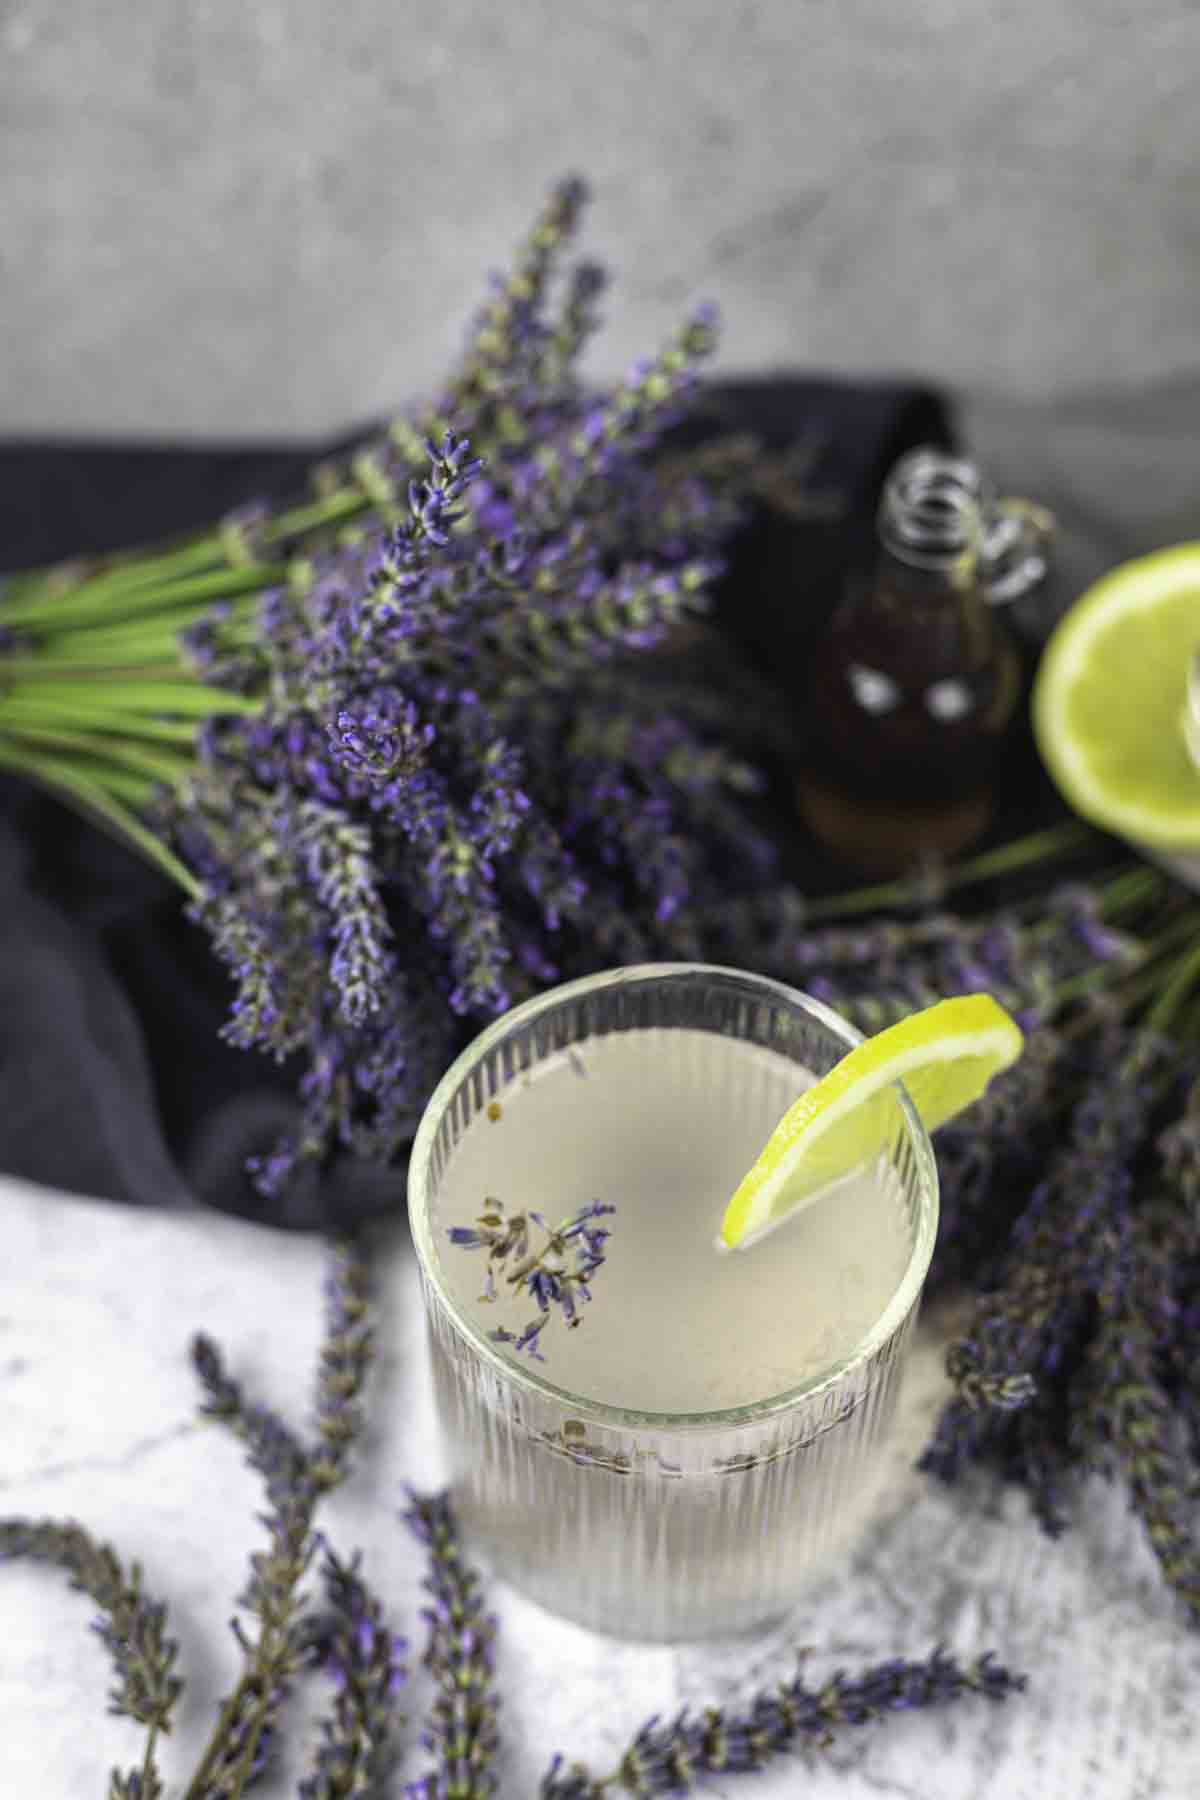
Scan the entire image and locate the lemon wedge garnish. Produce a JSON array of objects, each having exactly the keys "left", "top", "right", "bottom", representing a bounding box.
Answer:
[{"left": 720, "top": 995, "right": 1023, "bottom": 1250}]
